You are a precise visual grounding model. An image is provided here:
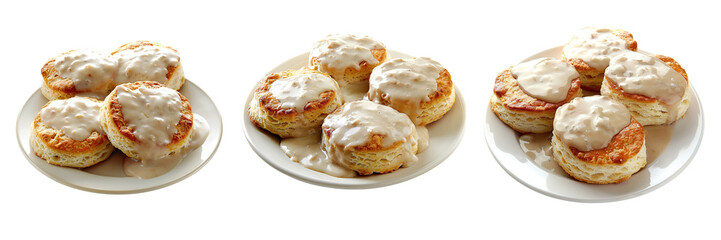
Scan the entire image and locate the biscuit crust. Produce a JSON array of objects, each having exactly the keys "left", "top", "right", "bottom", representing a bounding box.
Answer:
[
  {"left": 40, "top": 50, "right": 114, "bottom": 100},
  {"left": 31, "top": 98, "right": 114, "bottom": 168},
  {"left": 100, "top": 81, "right": 192, "bottom": 159},
  {"left": 111, "top": 40, "right": 185, "bottom": 90},
  {"left": 371, "top": 69, "right": 455, "bottom": 125},
  {"left": 569, "top": 118, "right": 644, "bottom": 165},
  {"left": 249, "top": 69, "right": 343, "bottom": 138},
  {"left": 552, "top": 117, "right": 646, "bottom": 184},
  {"left": 41, "top": 53, "right": 78, "bottom": 99},
  {"left": 601, "top": 55, "right": 690, "bottom": 125},
  {"left": 309, "top": 48, "right": 388, "bottom": 85},
  {"left": 604, "top": 54, "right": 688, "bottom": 103},
  {"left": 493, "top": 70, "right": 581, "bottom": 111},
  {"left": 491, "top": 69, "right": 582, "bottom": 133},
  {"left": 322, "top": 127, "right": 417, "bottom": 175},
  {"left": 563, "top": 29, "right": 637, "bottom": 91}
]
